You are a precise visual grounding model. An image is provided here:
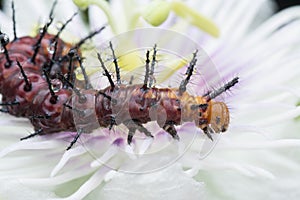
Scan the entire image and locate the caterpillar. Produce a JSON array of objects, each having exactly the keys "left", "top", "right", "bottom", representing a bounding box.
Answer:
[{"left": 0, "top": 1, "right": 239, "bottom": 150}]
